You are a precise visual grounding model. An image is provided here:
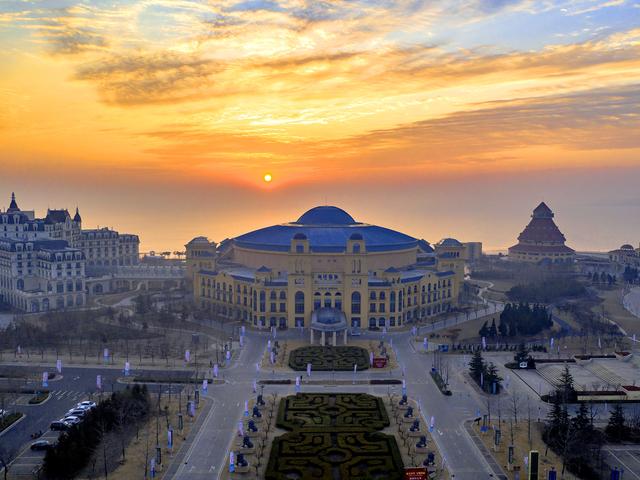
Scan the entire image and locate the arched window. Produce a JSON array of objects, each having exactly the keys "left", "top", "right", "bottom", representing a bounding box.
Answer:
[
  {"left": 379, "top": 292, "right": 386, "bottom": 301},
  {"left": 324, "top": 292, "right": 332, "bottom": 308},
  {"left": 390, "top": 291, "right": 396, "bottom": 313},
  {"left": 279, "top": 291, "right": 286, "bottom": 300},
  {"left": 295, "top": 291, "right": 305, "bottom": 314},
  {"left": 270, "top": 291, "right": 277, "bottom": 300},
  {"left": 351, "top": 292, "right": 361, "bottom": 314},
  {"left": 370, "top": 291, "right": 377, "bottom": 300},
  {"left": 353, "top": 244, "right": 361, "bottom": 253},
  {"left": 334, "top": 292, "right": 342, "bottom": 311}
]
